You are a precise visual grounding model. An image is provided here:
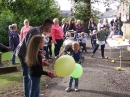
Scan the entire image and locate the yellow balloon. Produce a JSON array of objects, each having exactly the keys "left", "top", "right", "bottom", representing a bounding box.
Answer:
[{"left": 54, "top": 55, "right": 75, "bottom": 77}]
